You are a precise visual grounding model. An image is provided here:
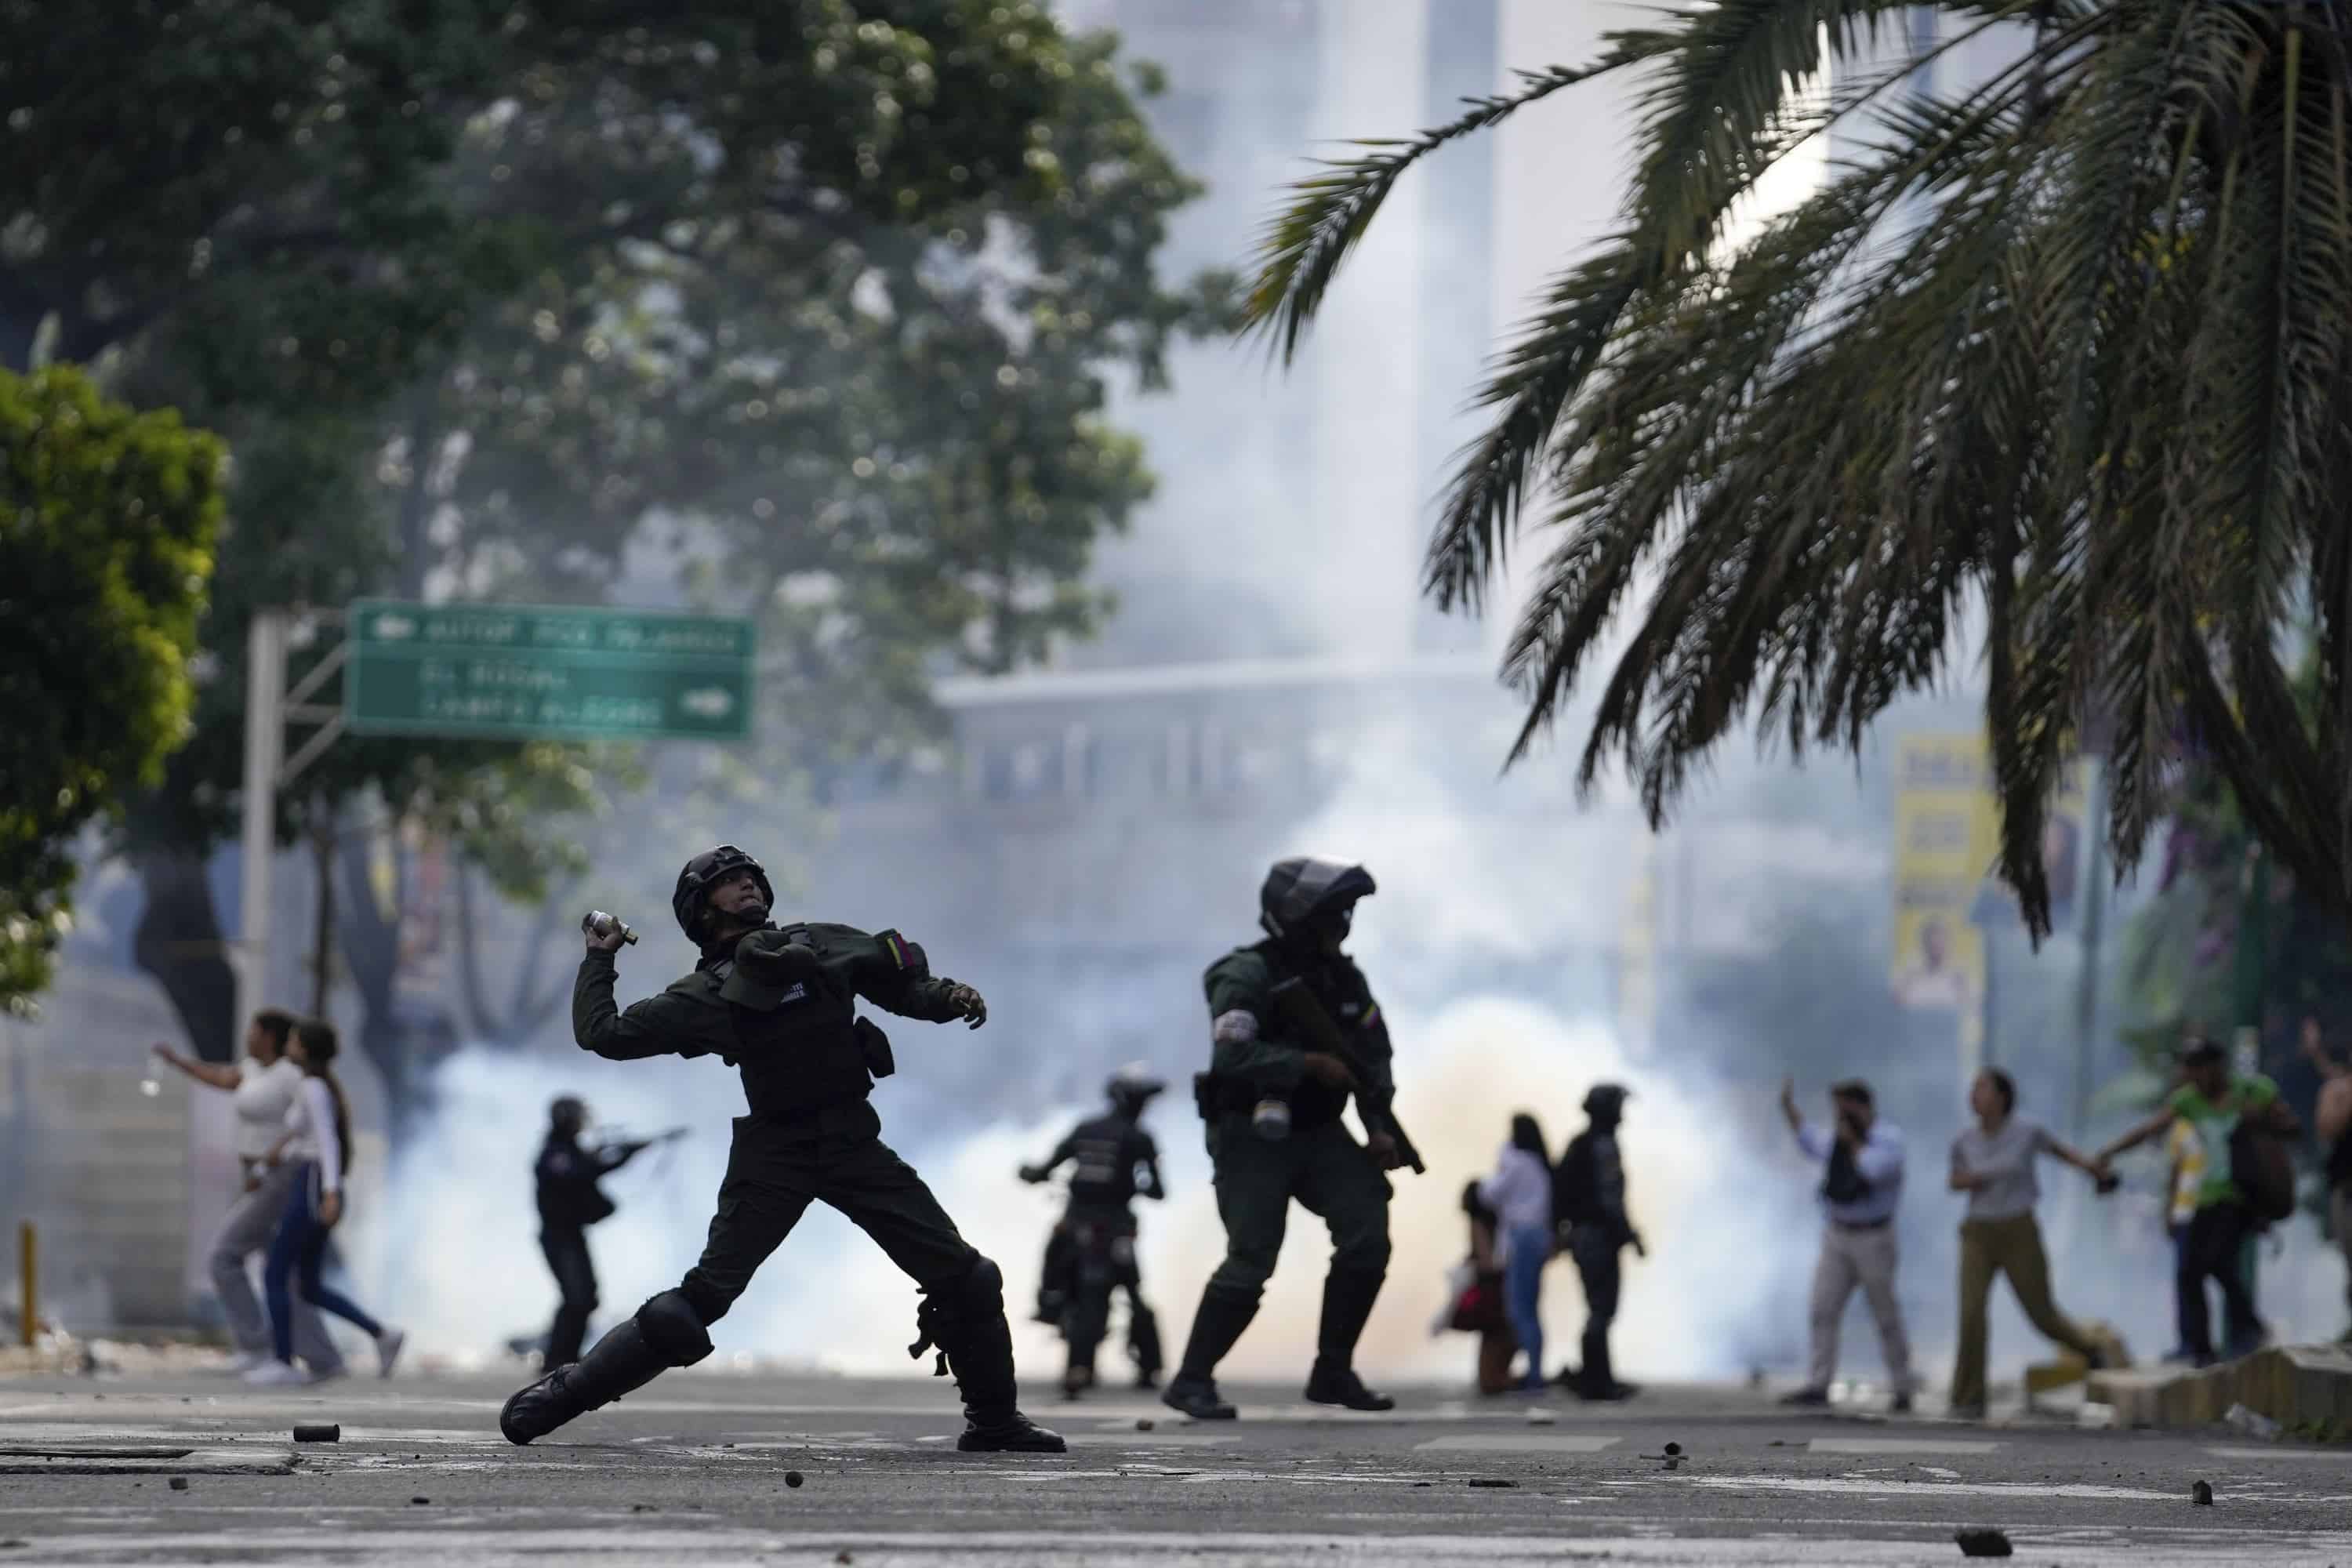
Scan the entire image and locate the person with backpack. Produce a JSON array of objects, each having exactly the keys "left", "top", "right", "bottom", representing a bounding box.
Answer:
[
  {"left": 1553, "top": 1085, "right": 1643, "bottom": 1401},
  {"left": 2096, "top": 1036, "right": 2299, "bottom": 1365}
]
